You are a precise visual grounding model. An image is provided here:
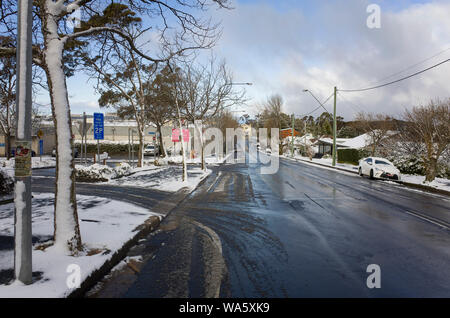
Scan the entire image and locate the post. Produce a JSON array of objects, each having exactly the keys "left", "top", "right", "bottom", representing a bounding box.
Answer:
[
  {"left": 332, "top": 86, "right": 337, "bottom": 166},
  {"left": 291, "top": 114, "right": 295, "bottom": 157},
  {"left": 128, "top": 128, "right": 131, "bottom": 165},
  {"left": 82, "top": 112, "right": 86, "bottom": 165},
  {"left": 131, "top": 130, "right": 135, "bottom": 168},
  {"left": 14, "top": 0, "right": 33, "bottom": 284},
  {"left": 97, "top": 139, "right": 100, "bottom": 164}
]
